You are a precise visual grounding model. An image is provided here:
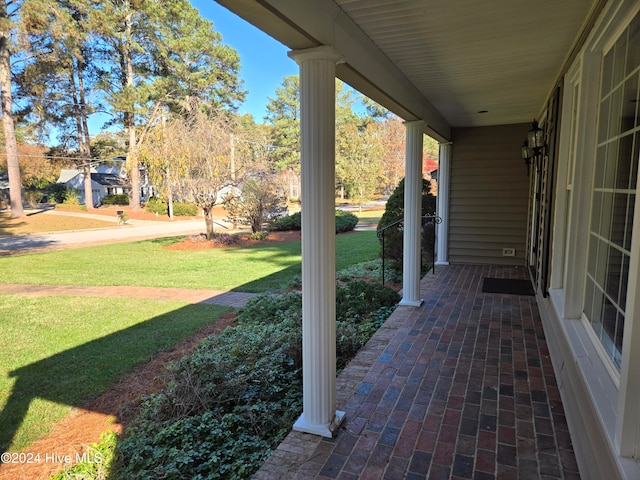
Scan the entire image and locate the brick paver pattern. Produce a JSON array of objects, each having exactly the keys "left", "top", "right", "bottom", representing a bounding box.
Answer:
[{"left": 255, "top": 264, "right": 580, "bottom": 479}]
